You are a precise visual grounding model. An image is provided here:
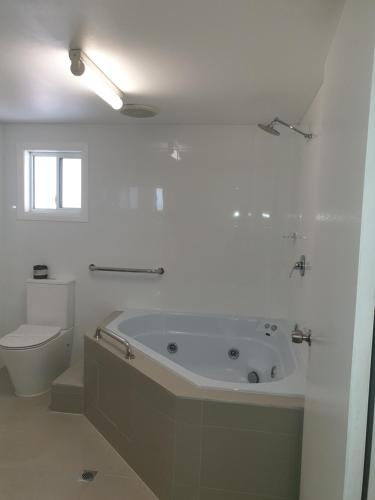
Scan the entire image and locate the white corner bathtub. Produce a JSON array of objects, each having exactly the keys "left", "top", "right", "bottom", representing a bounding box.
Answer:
[{"left": 105, "top": 310, "right": 307, "bottom": 397}]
